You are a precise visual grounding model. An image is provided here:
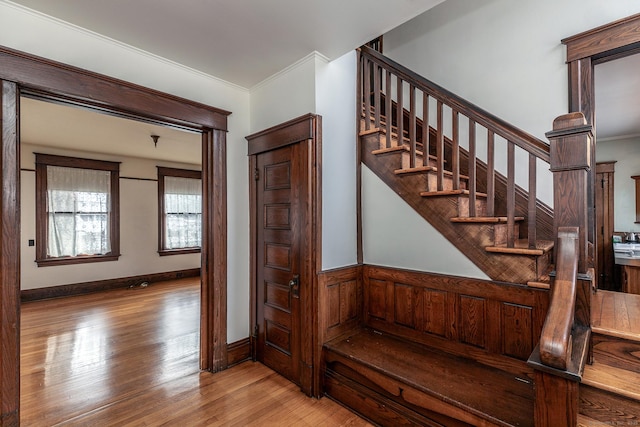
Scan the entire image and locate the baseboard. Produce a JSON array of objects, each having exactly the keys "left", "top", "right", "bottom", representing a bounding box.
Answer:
[
  {"left": 227, "top": 338, "right": 251, "bottom": 367},
  {"left": 21, "top": 268, "right": 201, "bottom": 302}
]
